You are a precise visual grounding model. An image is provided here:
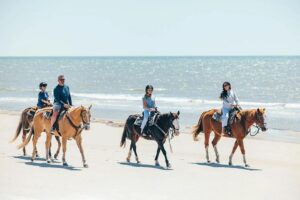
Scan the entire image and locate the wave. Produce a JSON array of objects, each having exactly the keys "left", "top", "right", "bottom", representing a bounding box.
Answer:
[{"left": 71, "top": 92, "right": 300, "bottom": 108}]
